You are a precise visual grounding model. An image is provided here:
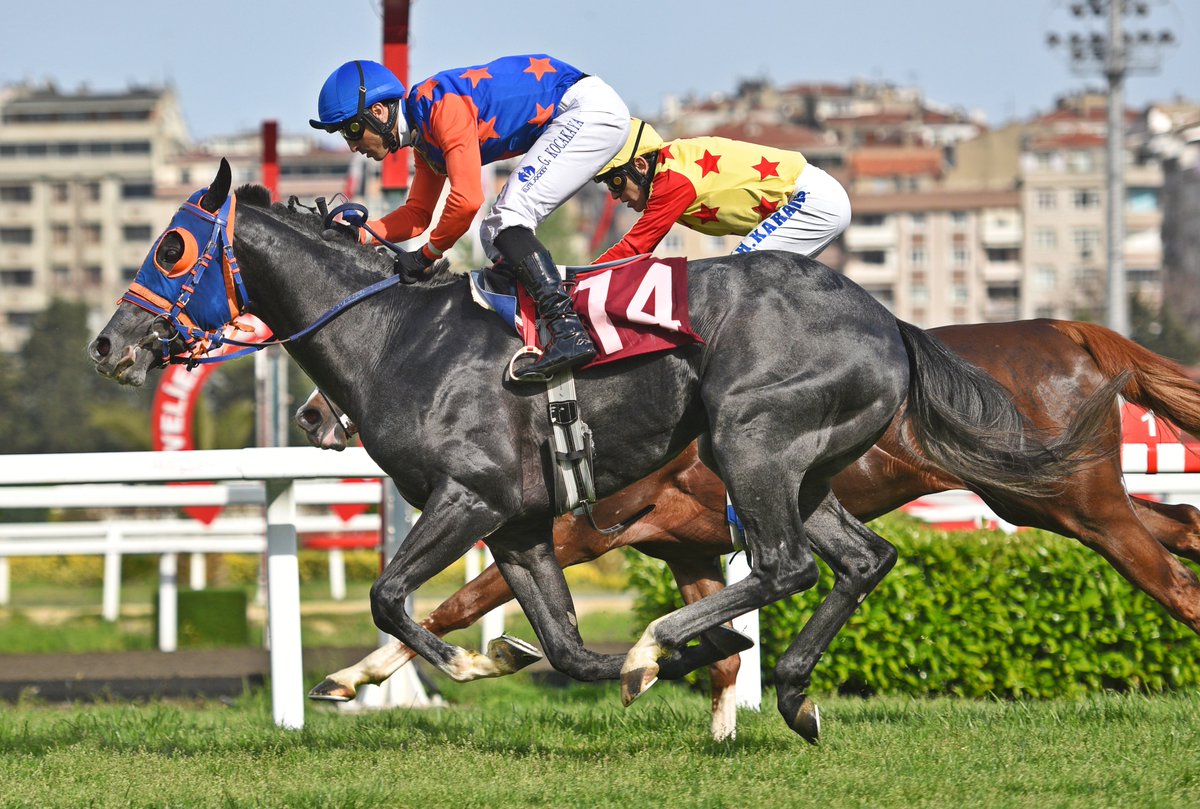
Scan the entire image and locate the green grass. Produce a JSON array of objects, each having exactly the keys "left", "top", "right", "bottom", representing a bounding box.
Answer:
[{"left": 1, "top": 679, "right": 1198, "bottom": 808}]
